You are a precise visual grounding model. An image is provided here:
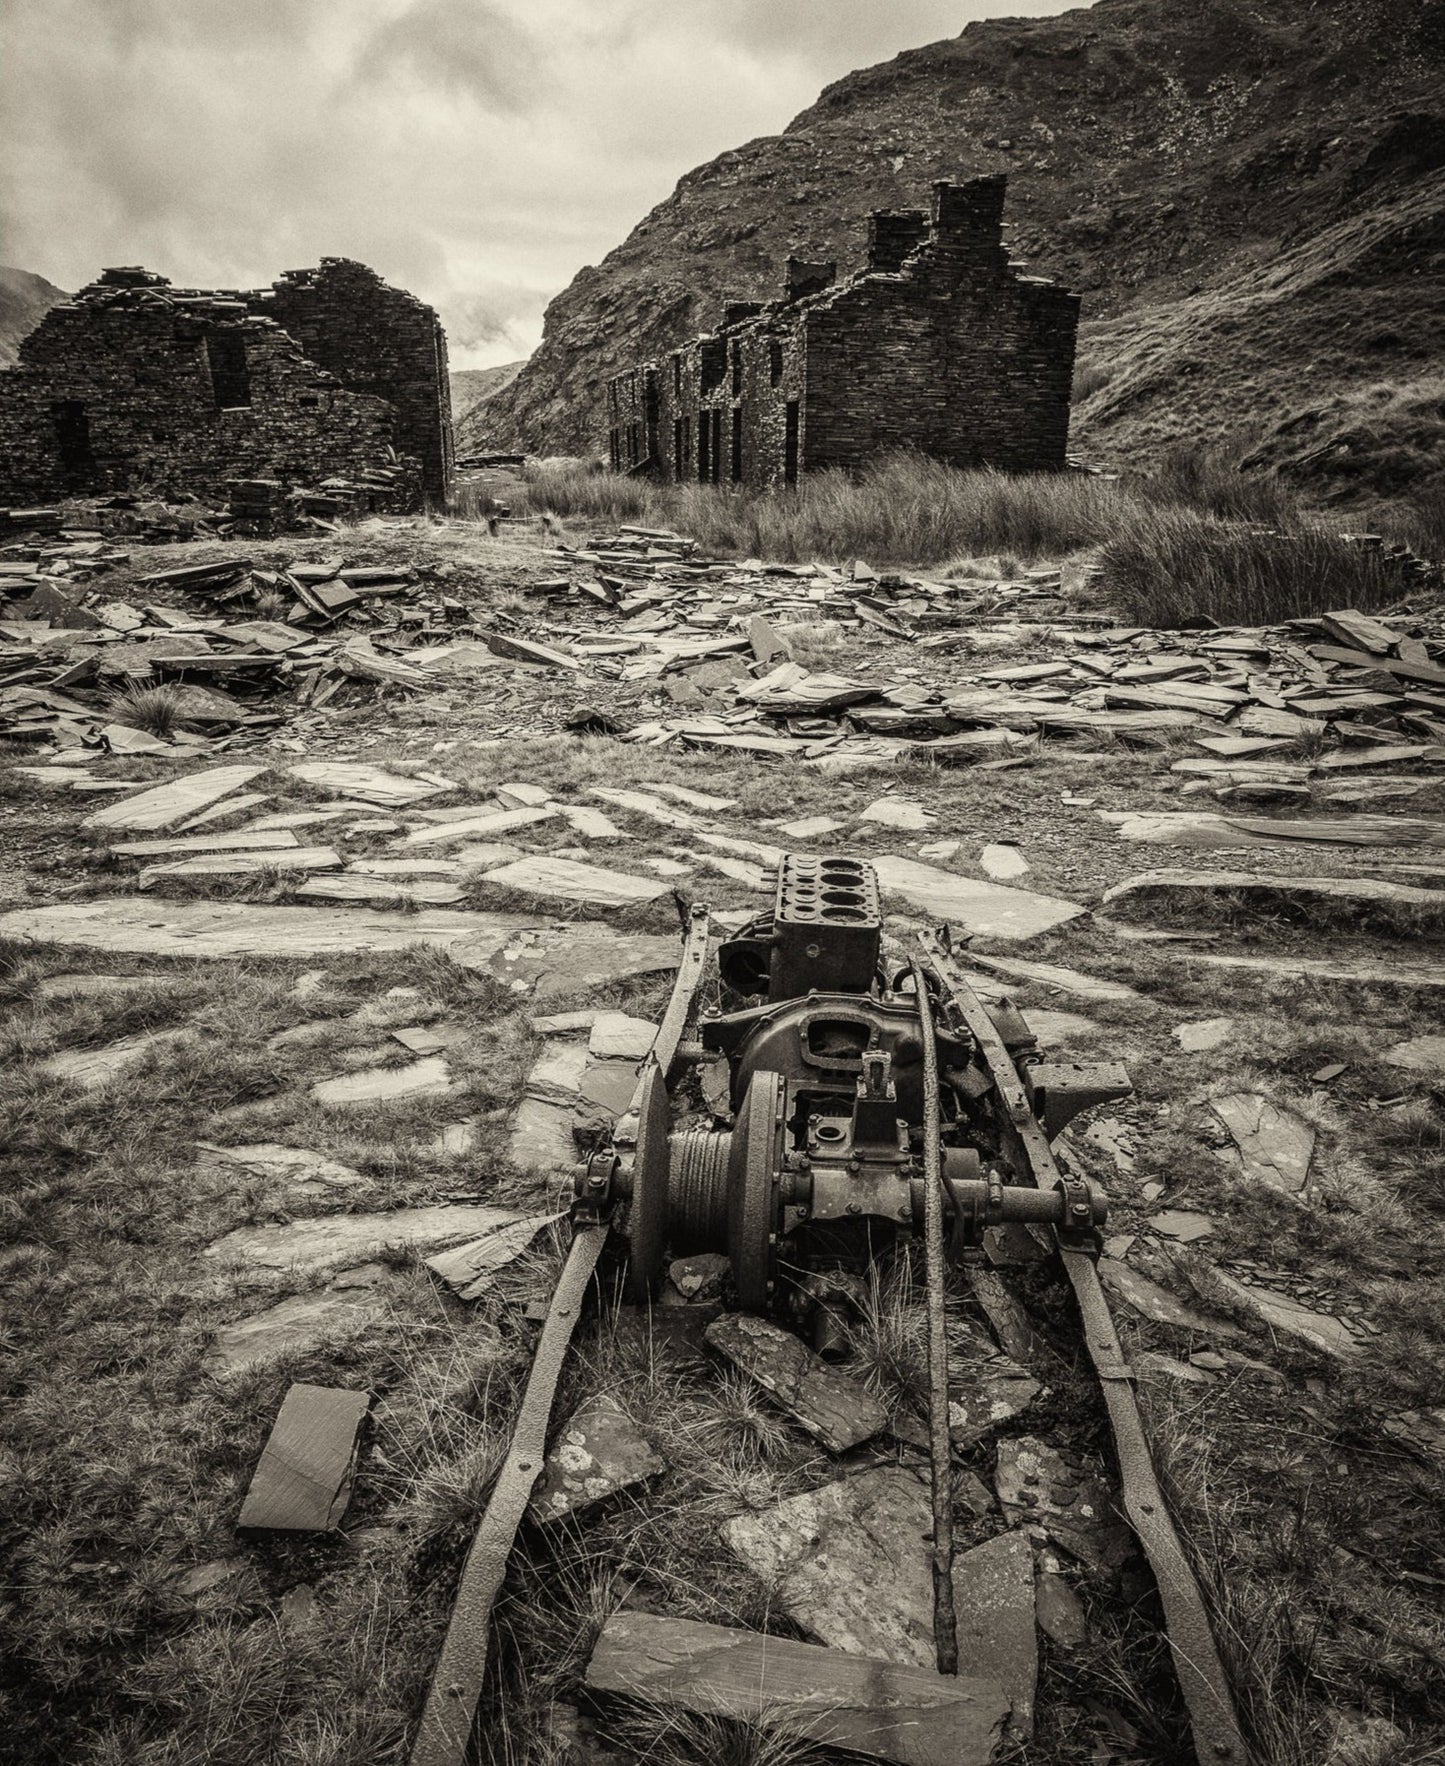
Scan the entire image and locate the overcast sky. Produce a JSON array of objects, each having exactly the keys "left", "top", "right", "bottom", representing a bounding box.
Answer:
[{"left": 0, "top": 0, "right": 1073, "bottom": 368}]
